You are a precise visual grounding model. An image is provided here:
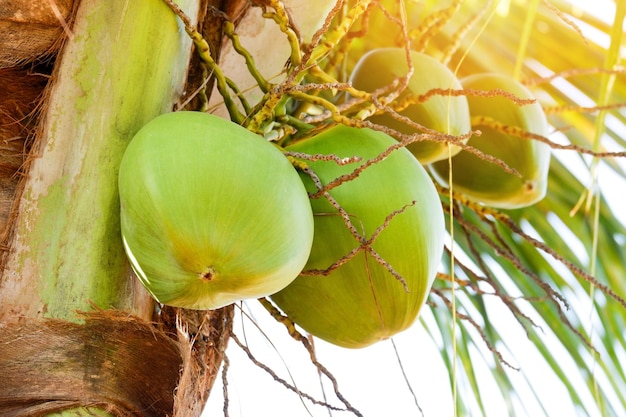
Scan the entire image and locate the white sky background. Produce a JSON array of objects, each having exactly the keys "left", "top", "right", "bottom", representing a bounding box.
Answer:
[{"left": 202, "top": 1, "right": 623, "bottom": 416}]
